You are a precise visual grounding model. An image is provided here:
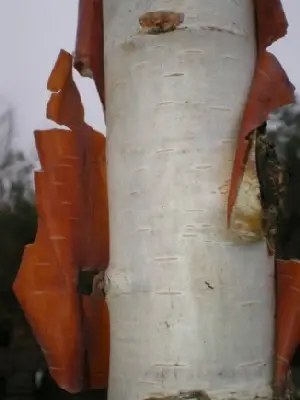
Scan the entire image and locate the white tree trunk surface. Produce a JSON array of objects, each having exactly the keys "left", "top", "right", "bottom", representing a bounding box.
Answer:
[{"left": 103, "top": 1, "right": 274, "bottom": 399}]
